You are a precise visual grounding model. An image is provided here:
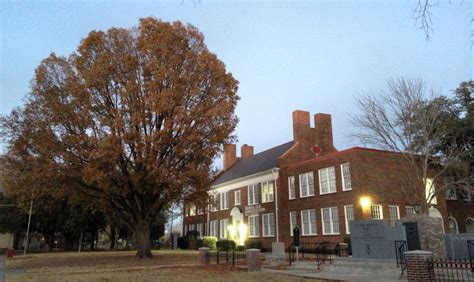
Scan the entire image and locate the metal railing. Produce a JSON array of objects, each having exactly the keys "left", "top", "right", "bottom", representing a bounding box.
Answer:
[
  {"left": 209, "top": 250, "right": 246, "bottom": 267},
  {"left": 428, "top": 258, "right": 474, "bottom": 281},
  {"left": 394, "top": 240, "right": 407, "bottom": 275},
  {"left": 288, "top": 242, "right": 350, "bottom": 269}
]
